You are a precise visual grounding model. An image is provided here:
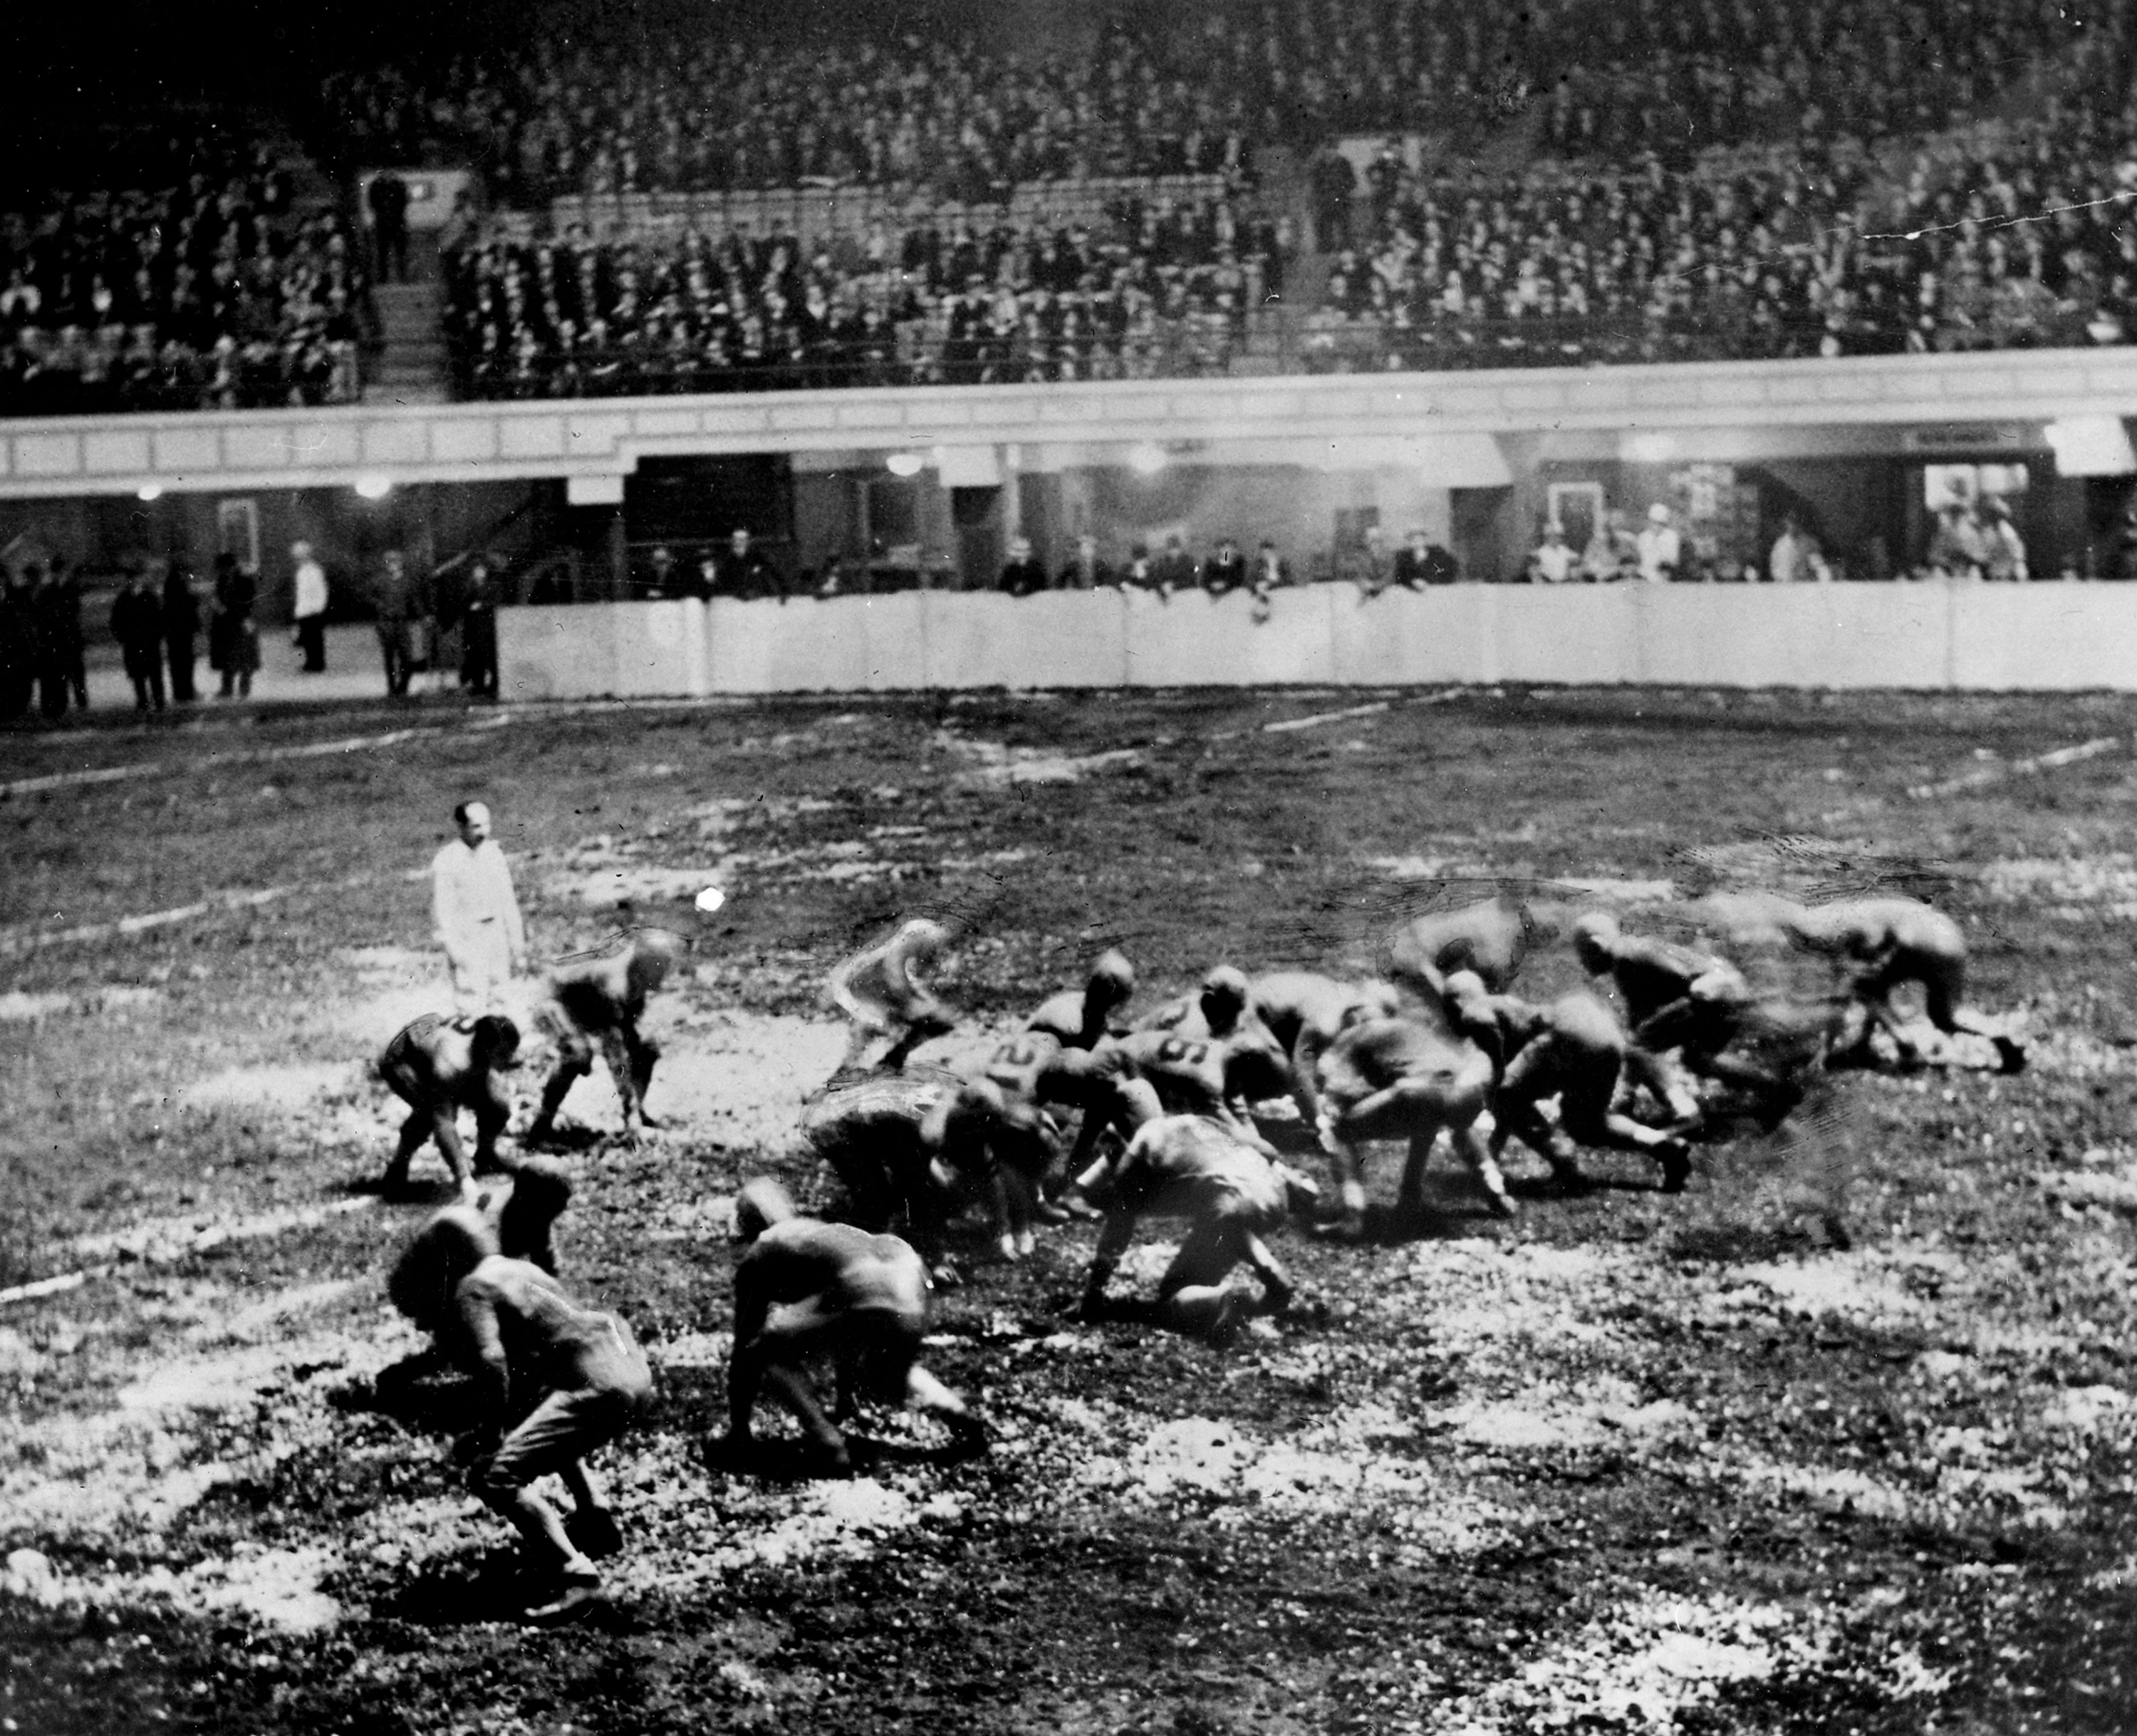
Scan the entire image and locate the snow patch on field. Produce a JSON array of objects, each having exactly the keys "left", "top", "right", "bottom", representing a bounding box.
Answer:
[
  {"left": 2, "top": 1321, "right": 412, "bottom": 1545},
  {"left": 934, "top": 731, "right": 1146, "bottom": 786},
  {"left": 4, "top": 1544, "right": 342, "bottom": 1634},
  {"left": 1071, "top": 1407, "right": 1526, "bottom": 1552},
  {"left": 1982, "top": 854, "right": 2137, "bottom": 909},
  {"left": 181, "top": 1062, "right": 365, "bottom": 1113},
  {"left": 573, "top": 864, "right": 725, "bottom": 908},
  {"left": 556, "top": 1014, "right": 849, "bottom": 1146},
  {"left": 1423, "top": 1592, "right": 1829, "bottom": 1732}
]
